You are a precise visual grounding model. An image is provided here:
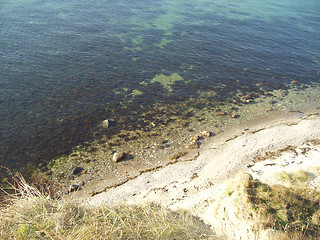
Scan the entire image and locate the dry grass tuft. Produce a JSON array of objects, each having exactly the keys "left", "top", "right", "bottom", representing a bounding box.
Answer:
[
  {"left": 246, "top": 176, "right": 320, "bottom": 239},
  {"left": 274, "top": 170, "right": 311, "bottom": 188},
  {"left": 0, "top": 175, "right": 214, "bottom": 240},
  {"left": 215, "top": 172, "right": 320, "bottom": 239}
]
